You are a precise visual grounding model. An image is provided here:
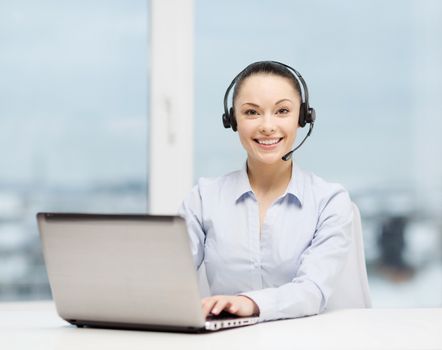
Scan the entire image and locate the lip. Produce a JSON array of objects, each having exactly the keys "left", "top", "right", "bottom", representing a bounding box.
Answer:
[{"left": 253, "top": 137, "right": 283, "bottom": 150}]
